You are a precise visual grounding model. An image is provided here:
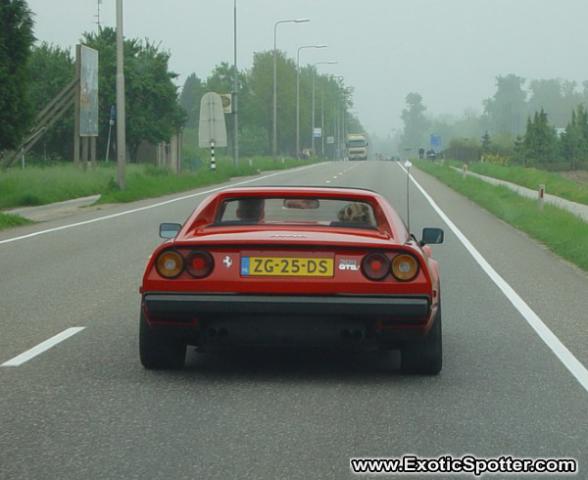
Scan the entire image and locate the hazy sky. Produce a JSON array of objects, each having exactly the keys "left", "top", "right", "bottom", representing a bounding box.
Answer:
[{"left": 27, "top": 0, "right": 588, "bottom": 137}]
